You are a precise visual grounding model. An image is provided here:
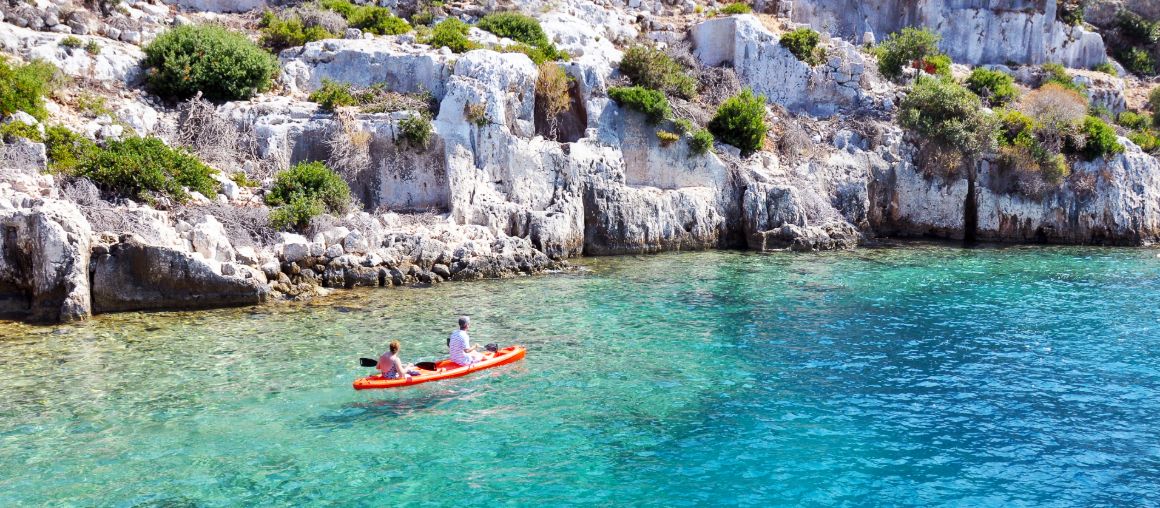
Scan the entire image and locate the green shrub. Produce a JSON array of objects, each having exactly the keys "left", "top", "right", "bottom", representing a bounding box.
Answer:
[
  {"left": 708, "top": 88, "right": 767, "bottom": 155},
  {"left": 1116, "top": 9, "right": 1160, "bottom": 45},
  {"left": 84, "top": 40, "right": 101, "bottom": 55},
  {"left": 608, "top": 85, "right": 670, "bottom": 123},
  {"left": 996, "top": 109, "right": 1036, "bottom": 146},
  {"left": 1115, "top": 47, "right": 1156, "bottom": 77},
  {"left": 397, "top": 114, "right": 433, "bottom": 146},
  {"left": 270, "top": 194, "right": 326, "bottom": 230},
  {"left": 1092, "top": 62, "right": 1117, "bottom": 76},
  {"left": 1040, "top": 62, "right": 1086, "bottom": 94},
  {"left": 497, "top": 43, "right": 553, "bottom": 65},
  {"left": 320, "top": 0, "right": 411, "bottom": 35},
  {"left": 44, "top": 125, "right": 97, "bottom": 173},
  {"left": 719, "top": 2, "right": 751, "bottom": 15},
  {"left": 308, "top": 79, "right": 358, "bottom": 111},
  {"left": 1057, "top": 0, "right": 1088, "bottom": 26},
  {"left": 898, "top": 77, "right": 994, "bottom": 158},
  {"left": 965, "top": 67, "right": 1017, "bottom": 107},
  {"left": 265, "top": 161, "right": 351, "bottom": 224},
  {"left": 230, "top": 171, "right": 260, "bottom": 187},
  {"left": 425, "top": 18, "right": 478, "bottom": 53},
  {"left": 689, "top": 128, "right": 714, "bottom": 155},
  {"left": 76, "top": 137, "right": 217, "bottom": 202},
  {"left": 617, "top": 45, "right": 697, "bottom": 99},
  {"left": 1117, "top": 111, "right": 1151, "bottom": 130},
  {"left": 656, "top": 129, "right": 680, "bottom": 145},
  {"left": 410, "top": 9, "right": 434, "bottom": 26},
  {"left": 465, "top": 103, "right": 488, "bottom": 125},
  {"left": 143, "top": 25, "right": 278, "bottom": 102},
  {"left": 1150, "top": 87, "right": 1160, "bottom": 126},
  {"left": 876, "top": 27, "right": 942, "bottom": 80},
  {"left": 1074, "top": 115, "right": 1124, "bottom": 159},
  {"left": 0, "top": 121, "right": 42, "bottom": 142},
  {"left": 259, "top": 10, "right": 335, "bottom": 52},
  {"left": 672, "top": 118, "right": 693, "bottom": 134},
  {"left": 77, "top": 93, "right": 111, "bottom": 117},
  {"left": 477, "top": 12, "right": 565, "bottom": 62},
  {"left": 1128, "top": 129, "right": 1159, "bottom": 152},
  {"left": 924, "top": 54, "right": 953, "bottom": 77},
  {"left": 1041, "top": 153, "right": 1070, "bottom": 183},
  {"left": 0, "top": 57, "right": 61, "bottom": 121},
  {"left": 59, "top": 36, "right": 84, "bottom": 48},
  {"left": 779, "top": 28, "right": 825, "bottom": 66}
]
